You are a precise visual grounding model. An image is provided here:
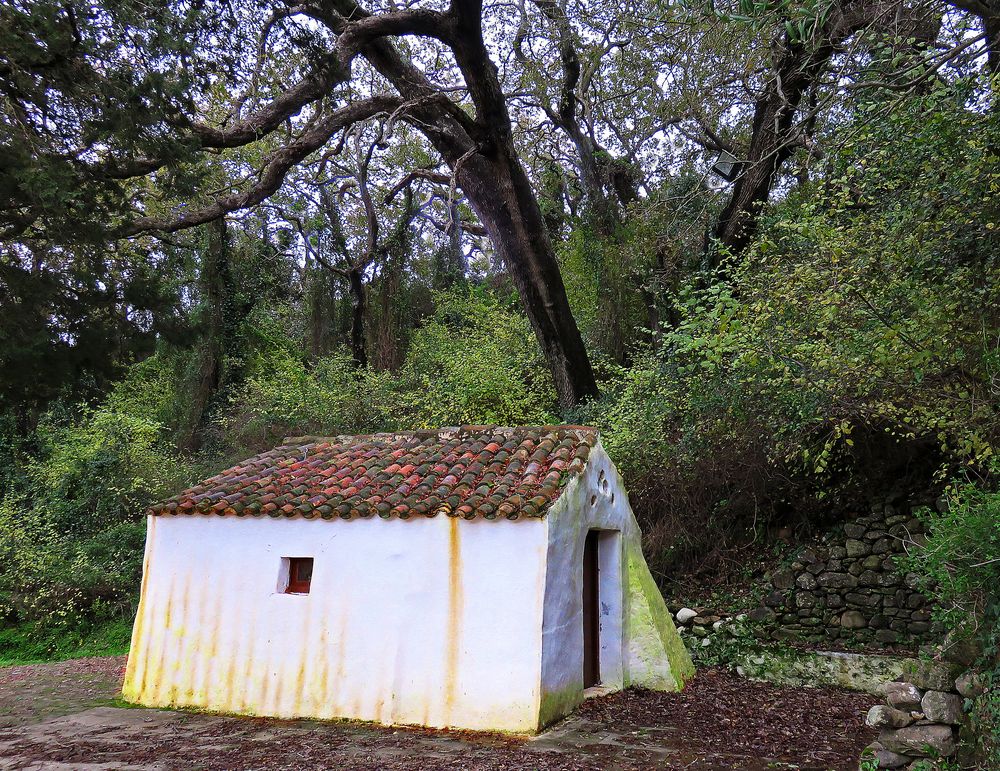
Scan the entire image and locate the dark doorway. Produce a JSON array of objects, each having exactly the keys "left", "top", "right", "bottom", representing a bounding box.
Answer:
[{"left": 583, "top": 529, "right": 600, "bottom": 687}]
